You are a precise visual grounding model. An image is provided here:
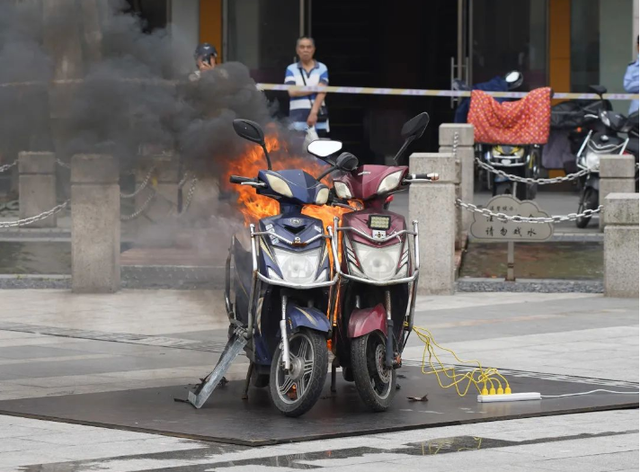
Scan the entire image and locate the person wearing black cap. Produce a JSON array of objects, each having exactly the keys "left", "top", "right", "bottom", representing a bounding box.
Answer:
[{"left": 190, "top": 43, "right": 218, "bottom": 82}]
